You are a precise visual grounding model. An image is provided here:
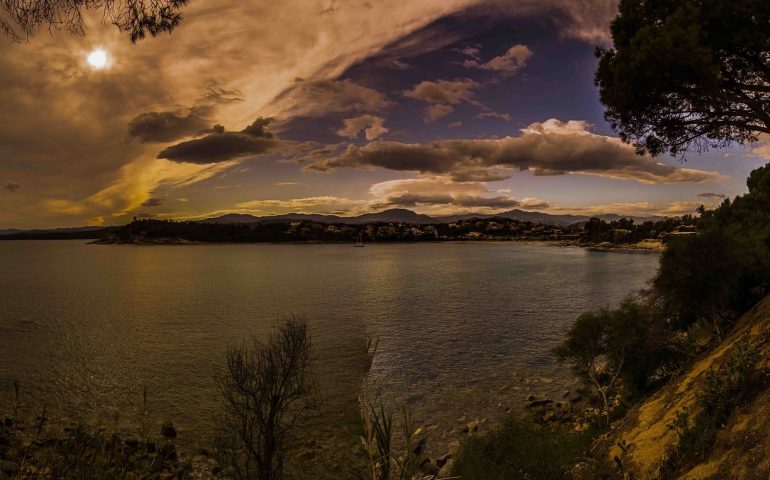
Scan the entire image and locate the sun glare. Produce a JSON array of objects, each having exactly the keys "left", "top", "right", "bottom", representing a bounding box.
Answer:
[{"left": 87, "top": 49, "right": 109, "bottom": 70}]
